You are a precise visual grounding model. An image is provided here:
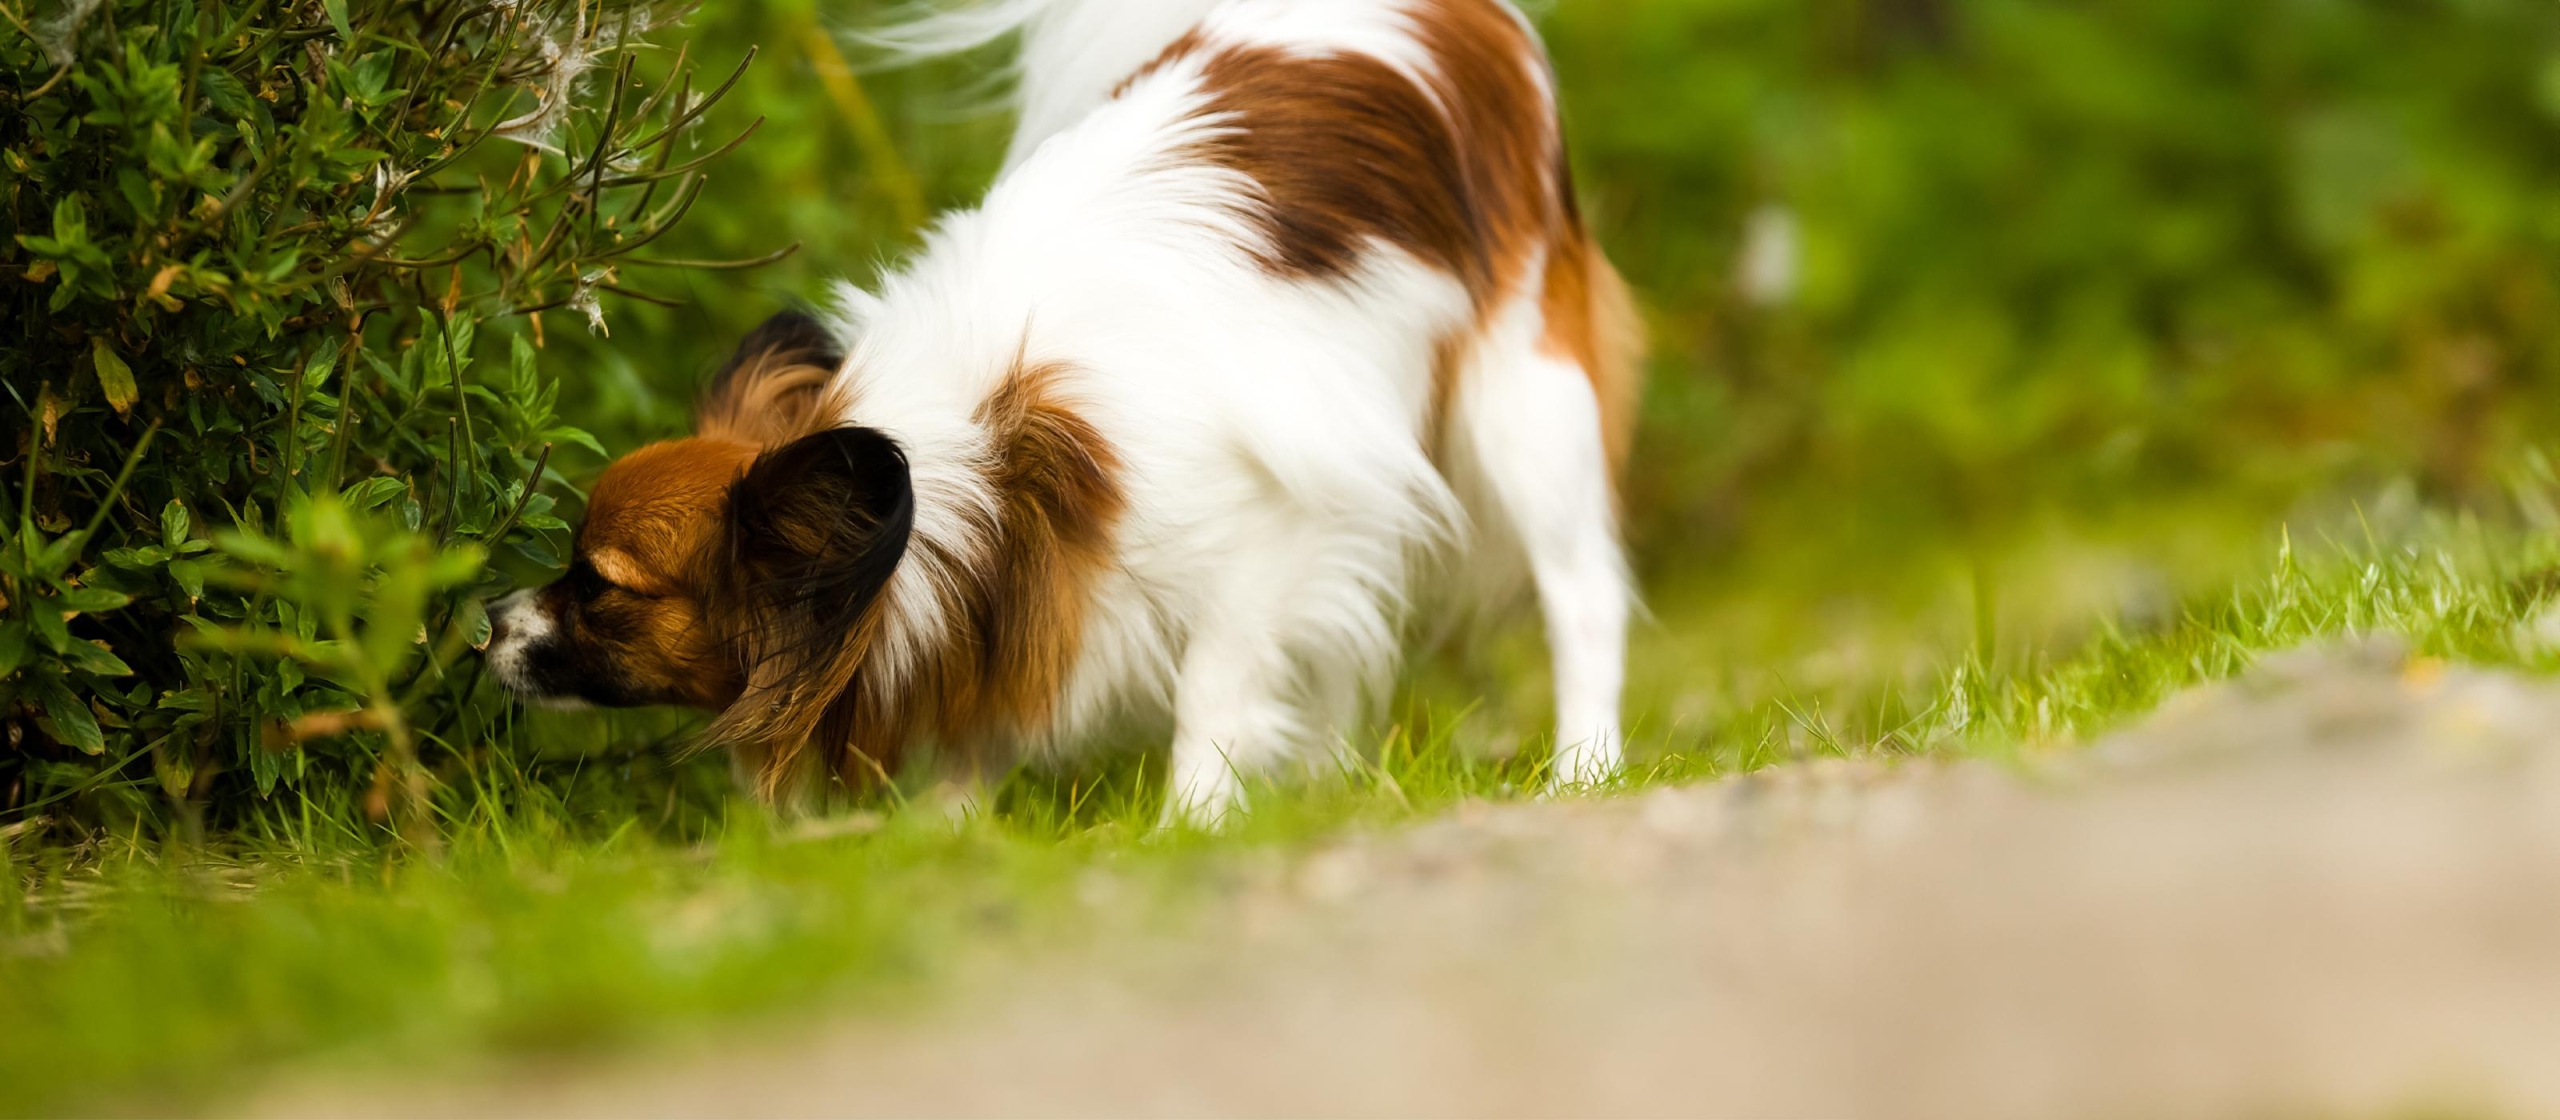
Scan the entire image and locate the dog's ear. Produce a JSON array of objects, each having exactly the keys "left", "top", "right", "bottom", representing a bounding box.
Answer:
[
  {"left": 698, "top": 309, "right": 847, "bottom": 445},
  {"left": 726, "top": 426, "right": 913, "bottom": 674},
  {"left": 718, "top": 426, "right": 913, "bottom": 776}
]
